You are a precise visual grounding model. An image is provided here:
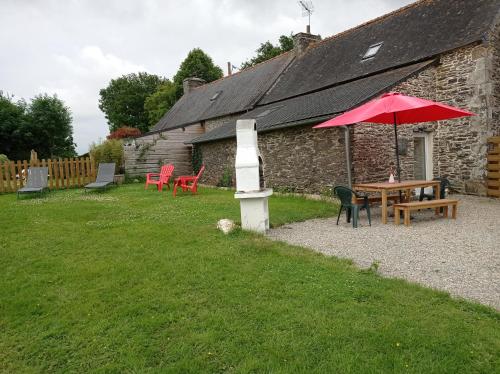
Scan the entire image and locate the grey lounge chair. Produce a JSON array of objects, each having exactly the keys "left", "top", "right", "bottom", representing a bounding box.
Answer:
[
  {"left": 85, "top": 163, "right": 116, "bottom": 191},
  {"left": 17, "top": 167, "right": 49, "bottom": 198}
]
